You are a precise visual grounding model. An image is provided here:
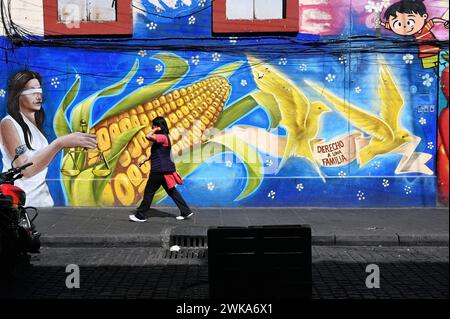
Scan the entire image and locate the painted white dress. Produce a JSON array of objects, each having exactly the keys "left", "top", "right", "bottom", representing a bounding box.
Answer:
[{"left": 0, "top": 114, "right": 54, "bottom": 207}]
